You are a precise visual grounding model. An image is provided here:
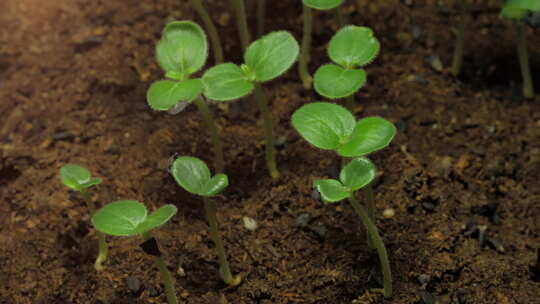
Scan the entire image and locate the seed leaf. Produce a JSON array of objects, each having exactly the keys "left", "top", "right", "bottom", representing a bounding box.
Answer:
[
  {"left": 328, "top": 26, "right": 380, "bottom": 68},
  {"left": 315, "top": 179, "right": 350, "bottom": 203},
  {"left": 171, "top": 156, "right": 228, "bottom": 196},
  {"left": 147, "top": 79, "right": 202, "bottom": 111},
  {"left": 92, "top": 200, "right": 148, "bottom": 236},
  {"left": 291, "top": 102, "right": 356, "bottom": 150},
  {"left": 60, "top": 164, "right": 102, "bottom": 192},
  {"left": 244, "top": 31, "right": 299, "bottom": 82},
  {"left": 314, "top": 64, "right": 366, "bottom": 99},
  {"left": 302, "top": 0, "right": 344, "bottom": 10},
  {"left": 340, "top": 157, "right": 376, "bottom": 192},
  {"left": 202, "top": 63, "right": 254, "bottom": 101},
  {"left": 501, "top": 0, "right": 540, "bottom": 19},
  {"left": 156, "top": 21, "right": 208, "bottom": 77},
  {"left": 337, "top": 117, "right": 396, "bottom": 157},
  {"left": 134, "top": 204, "right": 178, "bottom": 234}
]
